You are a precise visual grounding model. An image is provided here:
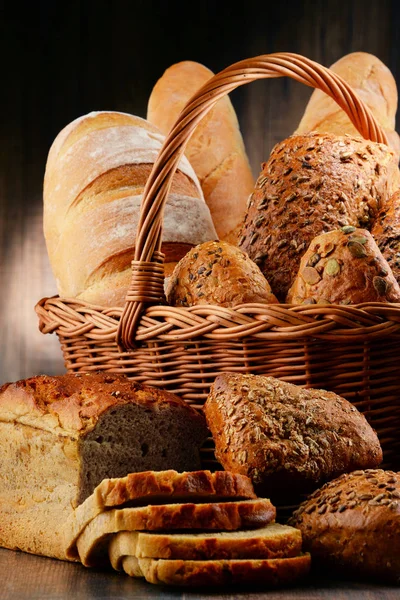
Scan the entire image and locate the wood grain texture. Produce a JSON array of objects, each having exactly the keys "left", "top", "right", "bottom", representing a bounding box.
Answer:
[
  {"left": 1, "top": 0, "right": 400, "bottom": 386},
  {"left": 1, "top": 548, "right": 400, "bottom": 600}
]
